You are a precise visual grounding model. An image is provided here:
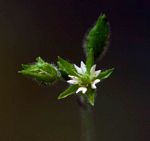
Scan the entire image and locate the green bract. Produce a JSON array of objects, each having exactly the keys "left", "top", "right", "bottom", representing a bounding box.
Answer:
[
  {"left": 19, "top": 57, "right": 59, "bottom": 84},
  {"left": 57, "top": 57, "right": 76, "bottom": 79},
  {"left": 58, "top": 85, "right": 79, "bottom": 99},
  {"left": 97, "top": 68, "right": 114, "bottom": 80}
]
